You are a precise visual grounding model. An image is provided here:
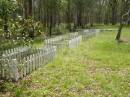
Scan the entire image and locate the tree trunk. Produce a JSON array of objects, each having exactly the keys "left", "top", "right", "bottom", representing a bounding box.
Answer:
[
  {"left": 111, "top": 6, "right": 117, "bottom": 25},
  {"left": 24, "top": 0, "right": 33, "bottom": 18},
  {"left": 116, "top": 9, "right": 130, "bottom": 41},
  {"left": 116, "top": 22, "right": 123, "bottom": 41},
  {"left": 66, "top": 0, "right": 72, "bottom": 31},
  {"left": 3, "top": 16, "right": 8, "bottom": 33},
  {"left": 3, "top": 16, "right": 9, "bottom": 38},
  {"left": 49, "top": 14, "right": 53, "bottom": 36},
  {"left": 28, "top": 0, "right": 33, "bottom": 17}
]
